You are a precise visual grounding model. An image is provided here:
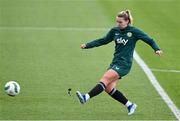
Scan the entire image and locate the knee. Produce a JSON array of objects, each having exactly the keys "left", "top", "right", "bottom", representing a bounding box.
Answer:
[
  {"left": 105, "top": 85, "right": 113, "bottom": 94},
  {"left": 101, "top": 70, "right": 119, "bottom": 87},
  {"left": 101, "top": 75, "right": 112, "bottom": 86},
  {"left": 105, "top": 80, "right": 118, "bottom": 94}
]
